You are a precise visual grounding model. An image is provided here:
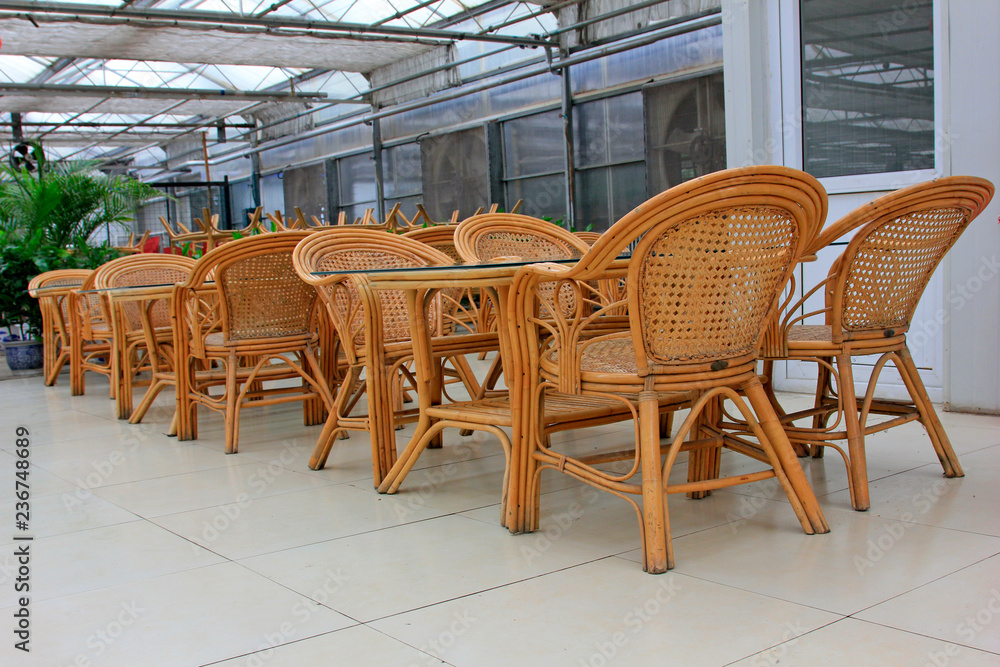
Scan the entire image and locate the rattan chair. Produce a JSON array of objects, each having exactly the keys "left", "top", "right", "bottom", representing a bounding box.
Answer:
[
  {"left": 509, "top": 166, "right": 830, "bottom": 573},
  {"left": 402, "top": 224, "right": 493, "bottom": 399},
  {"left": 173, "top": 231, "right": 335, "bottom": 454},
  {"left": 293, "top": 228, "right": 498, "bottom": 486},
  {"left": 759, "top": 176, "right": 994, "bottom": 511},
  {"left": 93, "top": 254, "right": 196, "bottom": 420},
  {"left": 573, "top": 230, "right": 603, "bottom": 246},
  {"left": 28, "top": 269, "right": 92, "bottom": 386},
  {"left": 68, "top": 270, "right": 115, "bottom": 397}
]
